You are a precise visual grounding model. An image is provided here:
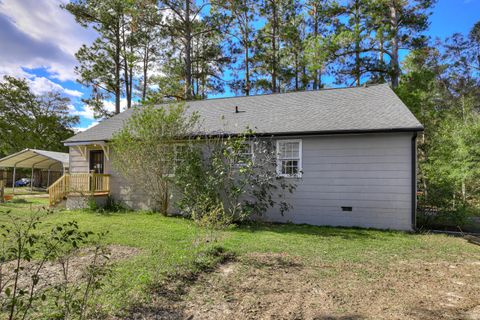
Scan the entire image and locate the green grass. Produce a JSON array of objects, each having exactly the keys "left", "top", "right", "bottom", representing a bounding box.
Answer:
[
  {"left": 3, "top": 186, "right": 47, "bottom": 195},
  {"left": 1, "top": 197, "right": 480, "bottom": 316}
]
